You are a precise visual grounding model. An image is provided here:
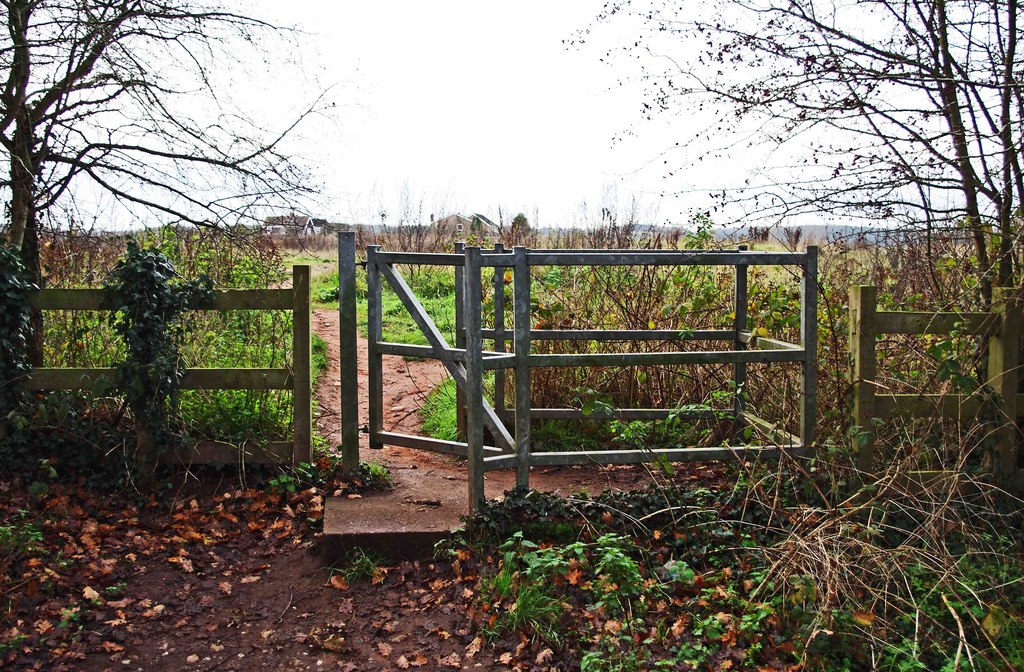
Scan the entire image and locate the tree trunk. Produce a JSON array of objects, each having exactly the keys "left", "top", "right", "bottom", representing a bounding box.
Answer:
[{"left": 936, "top": 0, "right": 992, "bottom": 307}]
